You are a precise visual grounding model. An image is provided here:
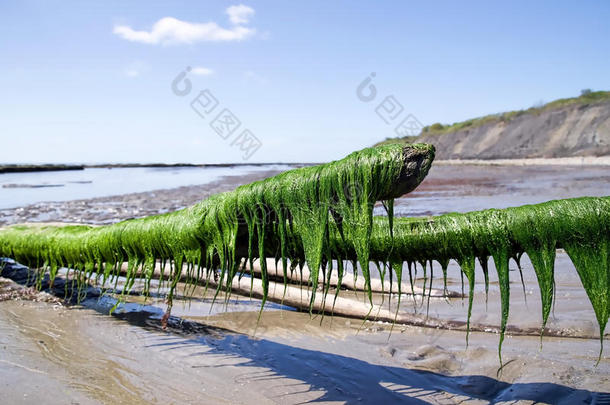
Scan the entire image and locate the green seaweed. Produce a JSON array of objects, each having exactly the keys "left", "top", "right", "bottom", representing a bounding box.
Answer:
[
  {"left": 0, "top": 143, "right": 609, "bottom": 365},
  {"left": 365, "top": 197, "right": 610, "bottom": 362},
  {"left": 0, "top": 143, "right": 432, "bottom": 309}
]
